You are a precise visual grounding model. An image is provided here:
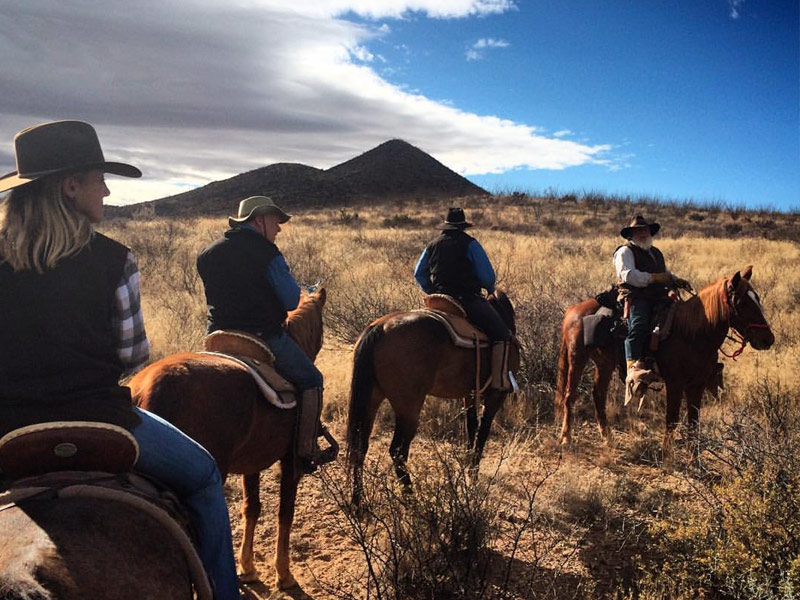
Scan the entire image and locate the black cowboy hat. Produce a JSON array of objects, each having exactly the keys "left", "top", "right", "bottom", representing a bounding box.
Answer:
[
  {"left": 436, "top": 207, "right": 473, "bottom": 230},
  {"left": 0, "top": 120, "right": 141, "bottom": 194},
  {"left": 620, "top": 215, "right": 660, "bottom": 239}
]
